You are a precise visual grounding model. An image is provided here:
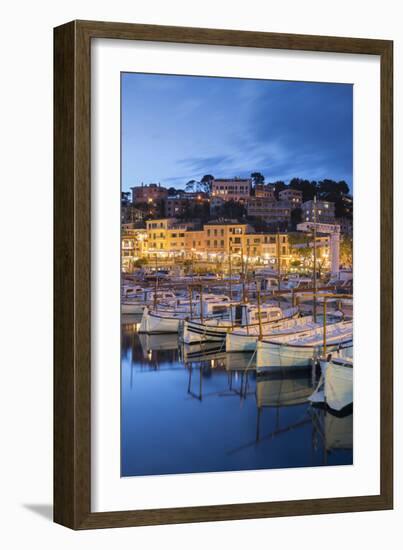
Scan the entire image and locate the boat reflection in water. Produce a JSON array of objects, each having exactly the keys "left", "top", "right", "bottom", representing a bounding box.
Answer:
[{"left": 121, "top": 321, "right": 353, "bottom": 477}]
